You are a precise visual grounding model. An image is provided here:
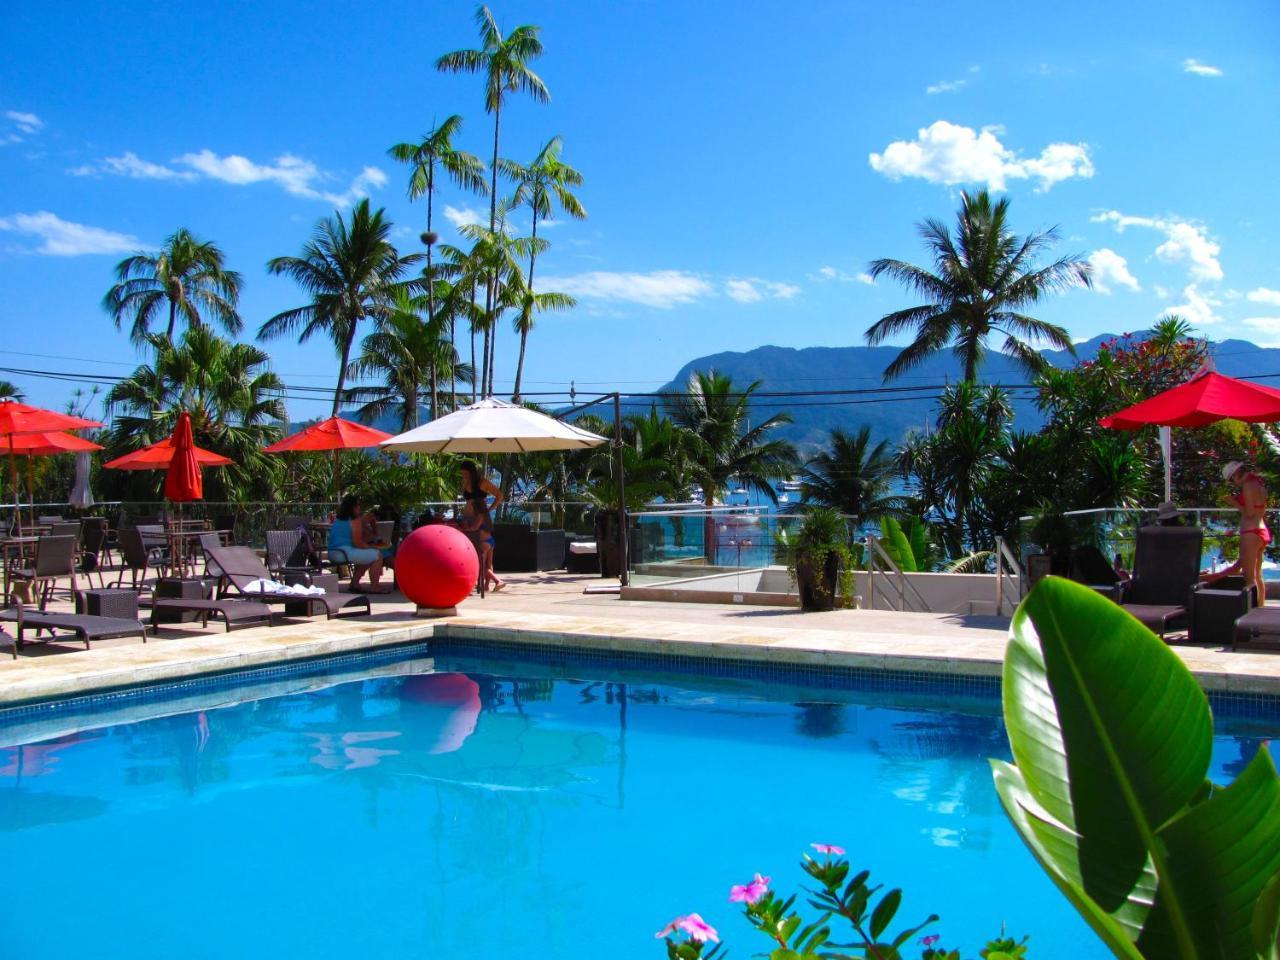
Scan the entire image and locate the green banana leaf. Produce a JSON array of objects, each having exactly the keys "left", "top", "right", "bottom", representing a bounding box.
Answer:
[
  {"left": 879, "top": 516, "right": 918, "bottom": 572},
  {"left": 992, "top": 577, "right": 1280, "bottom": 959},
  {"left": 906, "top": 517, "right": 930, "bottom": 572}
]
